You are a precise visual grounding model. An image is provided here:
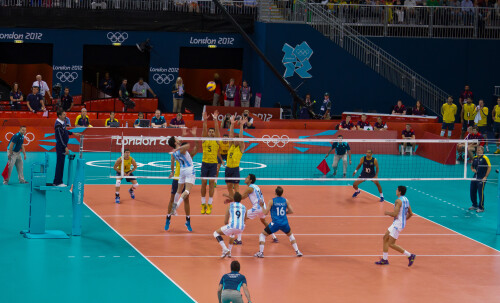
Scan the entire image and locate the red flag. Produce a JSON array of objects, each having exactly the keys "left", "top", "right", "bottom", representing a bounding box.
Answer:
[
  {"left": 317, "top": 159, "right": 330, "bottom": 175},
  {"left": 2, "top": 163, "right": 9, "bottom": 181}
]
